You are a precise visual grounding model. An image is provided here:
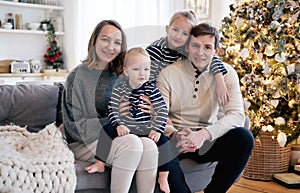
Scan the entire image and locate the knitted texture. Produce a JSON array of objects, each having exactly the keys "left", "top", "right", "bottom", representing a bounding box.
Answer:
[{"left": 0, "top": 124, "right": 76, "bottom": 193}]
